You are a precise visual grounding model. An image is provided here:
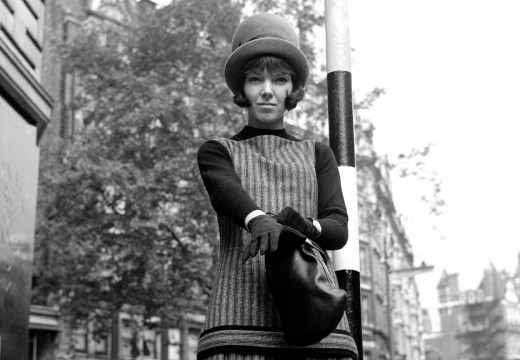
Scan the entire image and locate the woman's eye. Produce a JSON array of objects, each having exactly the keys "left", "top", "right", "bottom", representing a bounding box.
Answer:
[
  {"left": 247, "top": 76, "right": 261, "bottom": 82},
  {"left": 275, "top": 77, "right": 289, "bottom": 84}
]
